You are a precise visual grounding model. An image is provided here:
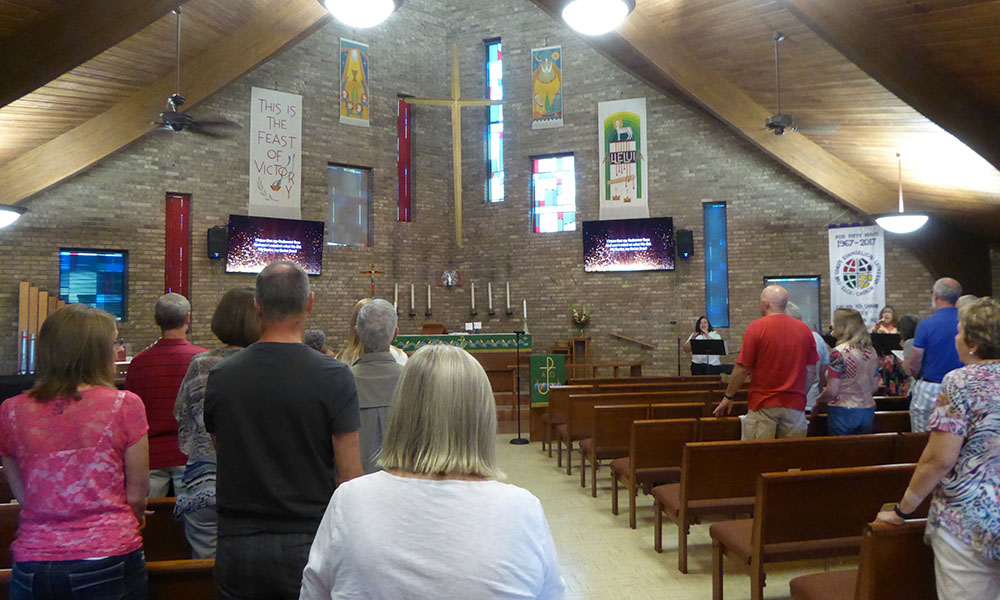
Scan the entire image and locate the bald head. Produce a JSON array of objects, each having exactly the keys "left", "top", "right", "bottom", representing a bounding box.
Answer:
[
  {"left": 760, "top": 285, "right": 789, "bottom": 315},
  {"left": 932, "top": 278, "right": 962, "bottom": 306}
]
